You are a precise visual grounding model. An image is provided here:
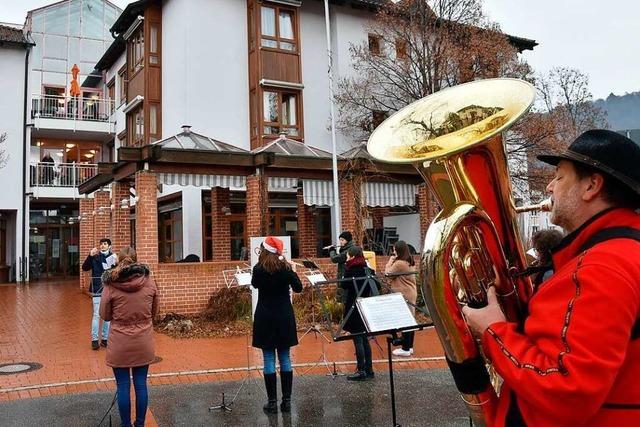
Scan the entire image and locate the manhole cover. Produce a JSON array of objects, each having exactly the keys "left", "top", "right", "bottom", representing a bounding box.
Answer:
[{"left": 0, "top": 362, "right": 43, "bottom": 375}]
